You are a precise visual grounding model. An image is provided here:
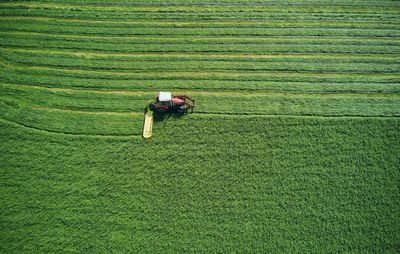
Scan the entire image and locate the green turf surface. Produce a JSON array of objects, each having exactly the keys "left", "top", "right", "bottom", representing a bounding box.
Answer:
[{"left": 1, "top": 0, "right": 399, "bottom": 252}]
